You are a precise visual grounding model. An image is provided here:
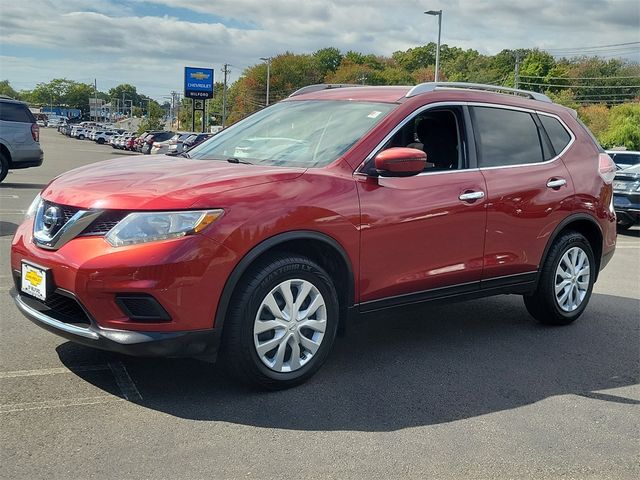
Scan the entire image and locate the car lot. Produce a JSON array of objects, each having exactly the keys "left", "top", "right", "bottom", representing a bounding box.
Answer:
[{"left": 0, "top": 128, "right": 639, "bottom": 479}]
